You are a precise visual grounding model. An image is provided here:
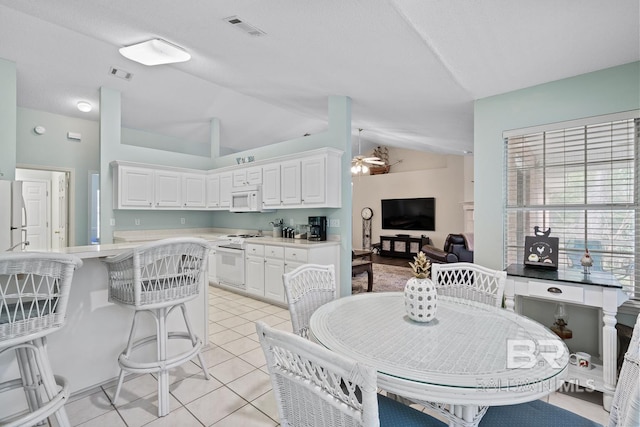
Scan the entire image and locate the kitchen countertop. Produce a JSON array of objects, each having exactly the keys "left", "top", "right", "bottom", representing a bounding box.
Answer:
[{"left": 52, "top": 228, "right": 339, "bottom": 259}]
